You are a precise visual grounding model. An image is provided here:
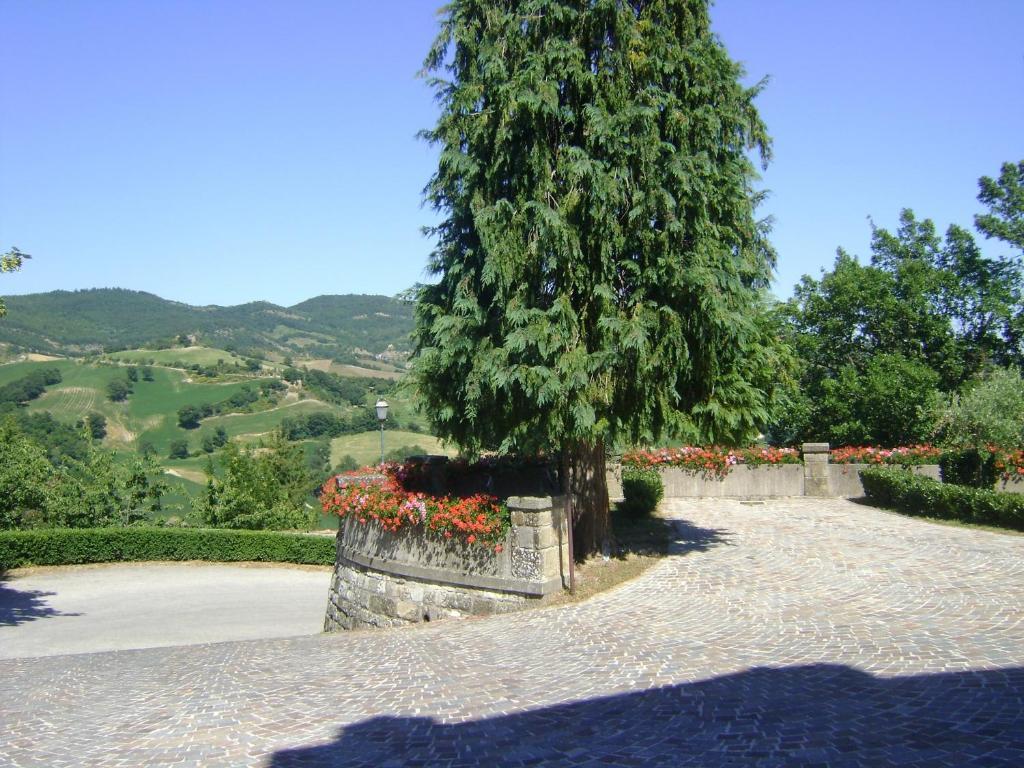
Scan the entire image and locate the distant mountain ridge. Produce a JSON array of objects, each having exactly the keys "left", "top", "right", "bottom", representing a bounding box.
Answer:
[{"left": 0, "top": 288, "right": 415, "bottom": 359}]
